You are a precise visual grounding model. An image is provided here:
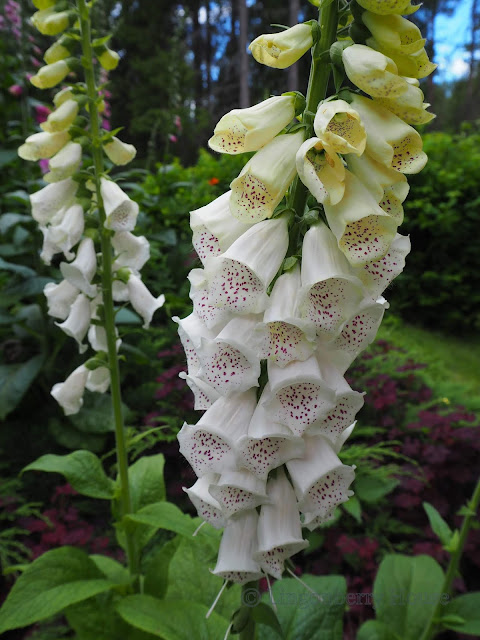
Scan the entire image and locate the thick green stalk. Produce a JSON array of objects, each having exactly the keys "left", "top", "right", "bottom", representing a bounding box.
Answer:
[
  {"left": 76, "top": 0, "right": 139, "bottom": 583},
  {"left": 419, "top": 476, "right": 480, "bottom": 640},
  {"left": 290, "top": 0, "right": 339, "bottom": 217}
]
